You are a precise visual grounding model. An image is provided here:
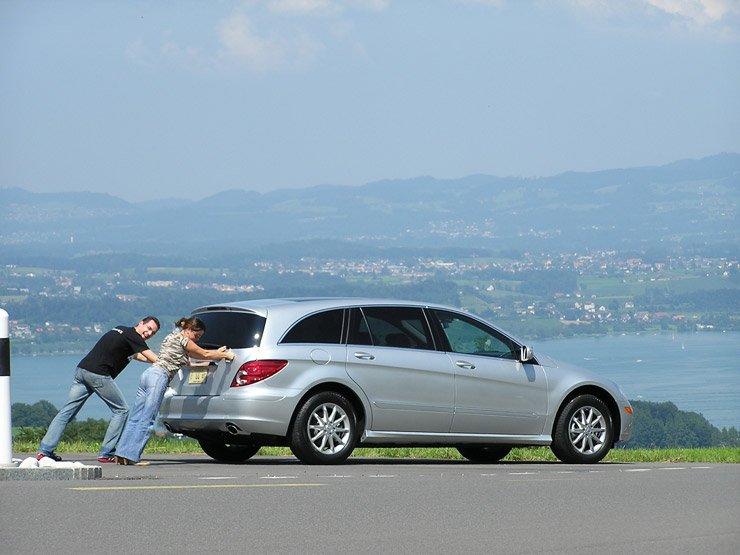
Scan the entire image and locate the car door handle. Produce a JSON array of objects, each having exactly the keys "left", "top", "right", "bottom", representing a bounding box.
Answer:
[
  {"left": 455, "top": 361, "right": 476, "bottom": 370},
  {"left": 354, "top": 352, "right": 375, "bottom": 360}
]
